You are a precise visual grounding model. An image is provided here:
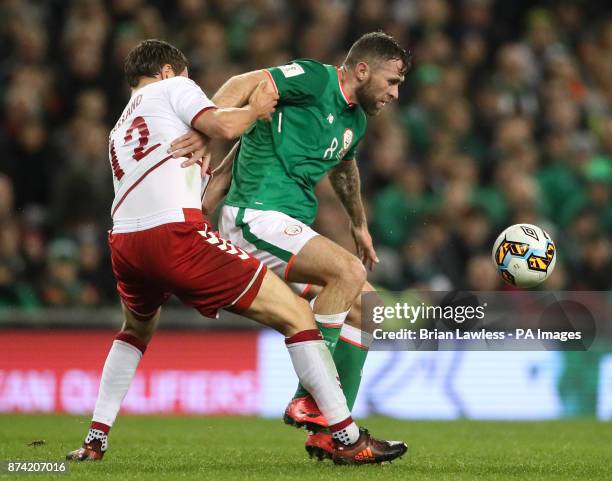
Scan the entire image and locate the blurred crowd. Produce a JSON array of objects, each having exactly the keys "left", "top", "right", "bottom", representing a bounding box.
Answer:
[{"left": 0, "top": 0, "right": 611, "bottom": 309}]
